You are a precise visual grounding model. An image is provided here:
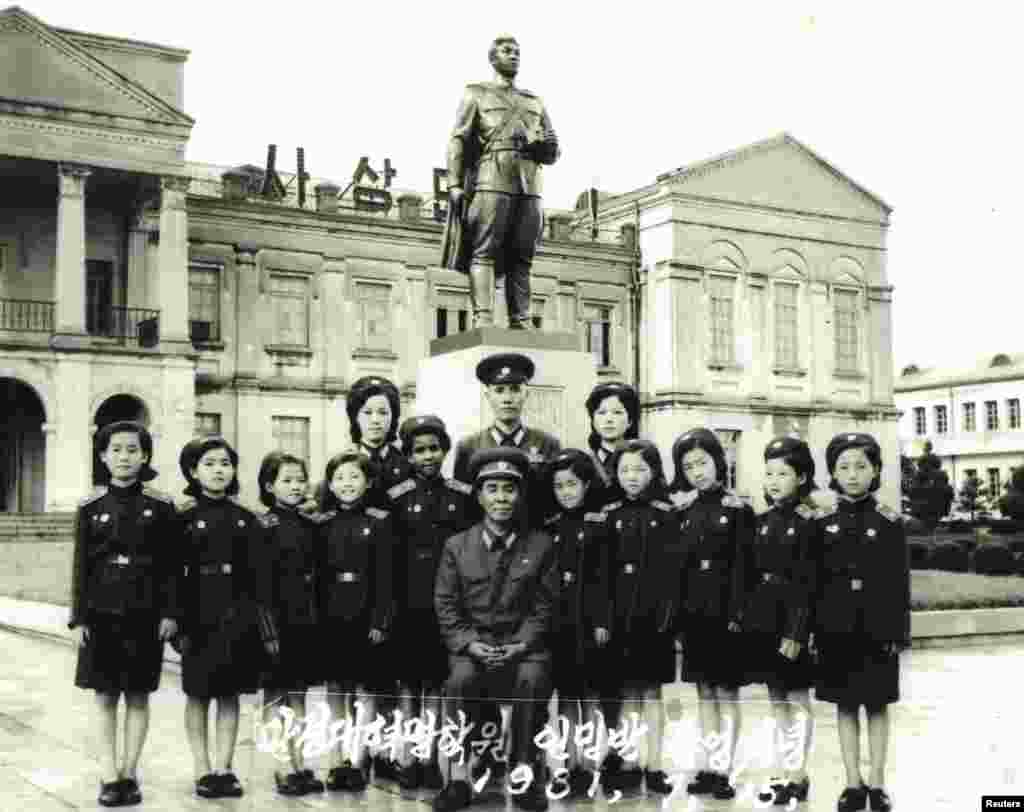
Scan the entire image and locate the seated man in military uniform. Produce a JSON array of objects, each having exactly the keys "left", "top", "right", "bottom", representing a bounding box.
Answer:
[{"left": 433, "top": 447, "right": 558, "bottom": 812}]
